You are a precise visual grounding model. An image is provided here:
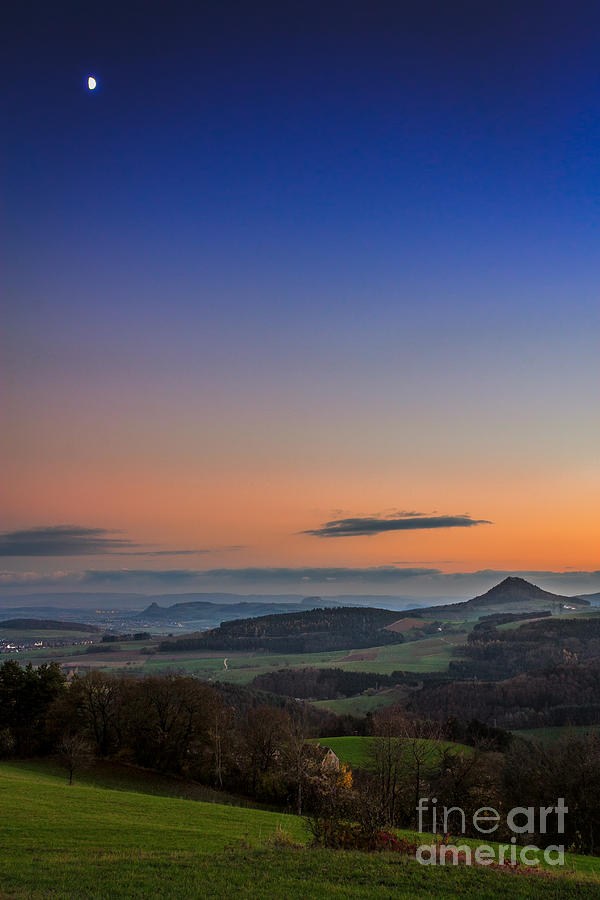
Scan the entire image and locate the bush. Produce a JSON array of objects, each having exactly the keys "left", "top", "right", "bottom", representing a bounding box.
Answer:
[{"left": 309, "top": 817, "right": 417, "bottom": 853}]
